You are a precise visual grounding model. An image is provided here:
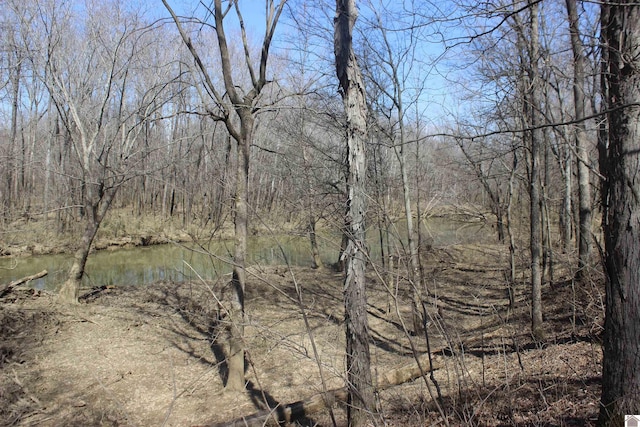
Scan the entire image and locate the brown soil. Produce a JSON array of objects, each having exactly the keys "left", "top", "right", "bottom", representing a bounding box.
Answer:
[{"left": 0, "top": 244, "right": 604, "bottom": 426}]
